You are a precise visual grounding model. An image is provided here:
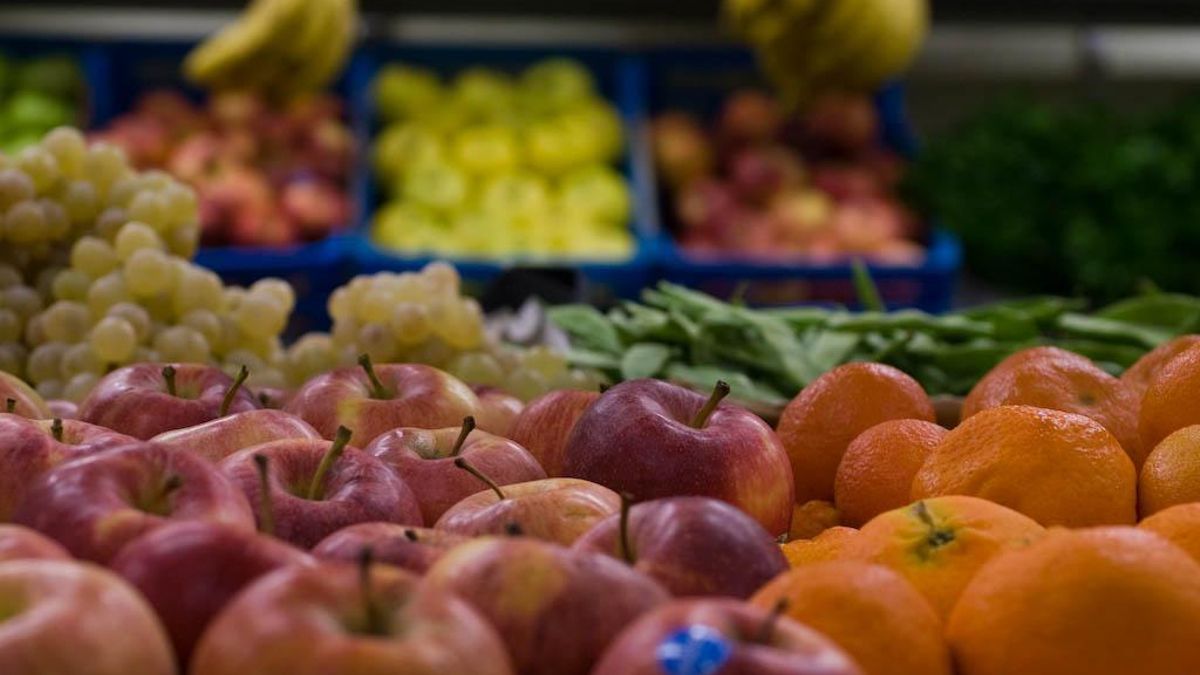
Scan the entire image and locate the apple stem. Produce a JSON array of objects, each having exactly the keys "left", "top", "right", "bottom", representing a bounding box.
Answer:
[
  {"left": 504, "top": 522, "right": 524, "bottom": 537},
  {"left": 690, "top": 380, "right": 731, "bottom": 429},
  {"left": 403, "top": 528, "right": 419, "bottom": 542},
  {"left": 253, "top": 454, "right": 276, "bottom": 537},
  {"left": 618, "top": 492, "right": 636, "bottom": 564},
  {"left": 162, "top": 365, "right": 177, "bottom": 397},
  {"left": 449, "top": 416, "right": 476, "bottom": 457},
  {"left": 307, "top": 426, "right": 352, "bottom": 501},
  {"left": 4, "top": 398, "right": 14, "bottom": 413},
  {"left": 453, "top": 456, "right": 506, "bottom": 501},
  {"left": 756, "top": 598, "right": 789, "bottom": 644},
  {"left": 220, "top": 365, "right": 250, "bottom": 417},
  {"left": 50, "top": 418, "right": 63, "bottom": 442},
  {"left": 357, "top": 354, "right": 391, "bottom": 400},
  {"left": 358, "top": 547, "right": 389, "bottom": 636},
  {"left": 599, "top": 383, "right": 610, "bottom": 394}
]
